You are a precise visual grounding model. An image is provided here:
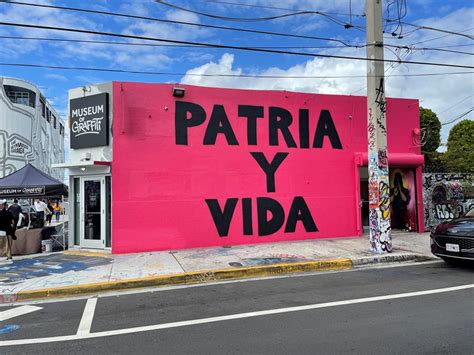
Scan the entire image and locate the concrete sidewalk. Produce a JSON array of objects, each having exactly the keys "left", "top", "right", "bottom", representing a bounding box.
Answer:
[{"left": 0, "top": 232, "right": 435, "bottom": 303}]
